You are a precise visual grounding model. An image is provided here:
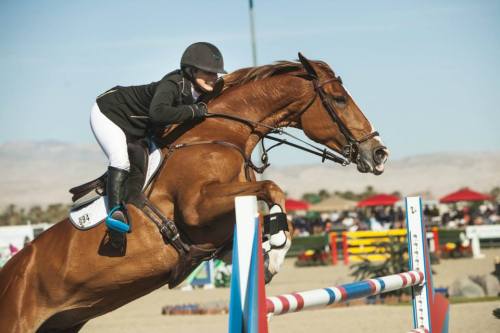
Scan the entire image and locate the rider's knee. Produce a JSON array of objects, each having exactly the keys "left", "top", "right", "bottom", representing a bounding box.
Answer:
[{"left": 108, "top": 154, "right": 130, "bottom": 171}]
